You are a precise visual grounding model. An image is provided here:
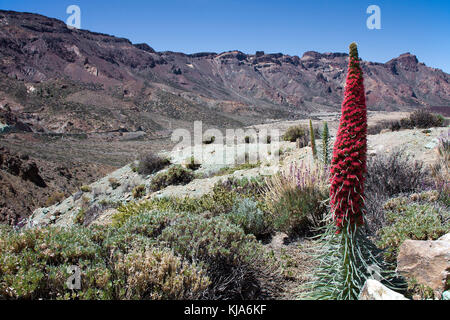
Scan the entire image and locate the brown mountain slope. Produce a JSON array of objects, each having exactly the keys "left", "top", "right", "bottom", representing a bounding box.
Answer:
[
  {"left": 0, "top": 146, "right": 112, "bottom": 225},
  {"left": 0, "top": 10, "right": 449, "bottom": 136}
]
